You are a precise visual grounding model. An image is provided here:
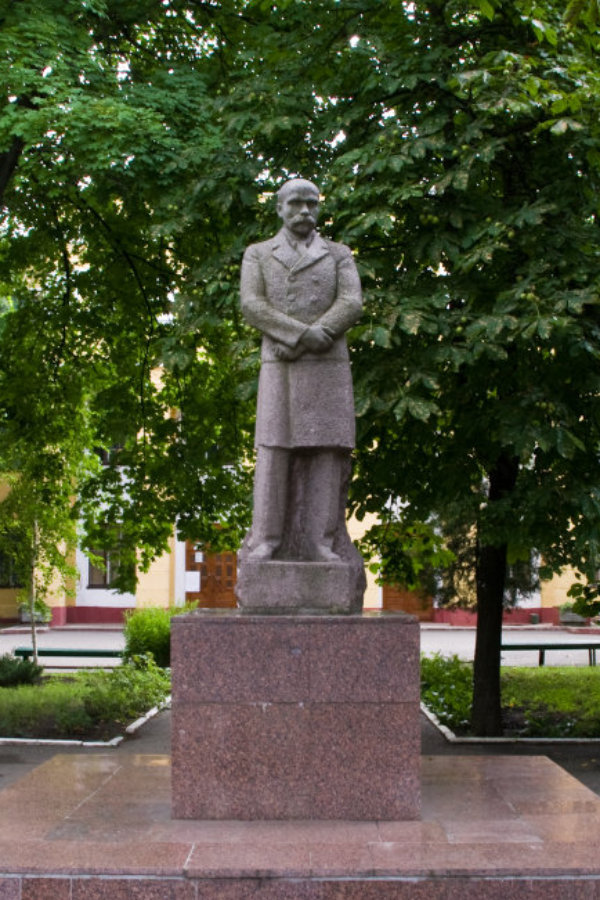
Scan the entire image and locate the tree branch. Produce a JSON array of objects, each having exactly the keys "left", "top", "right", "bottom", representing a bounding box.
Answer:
[{"left": 0, "top": 136, "right": 24, "bottom": 208}]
